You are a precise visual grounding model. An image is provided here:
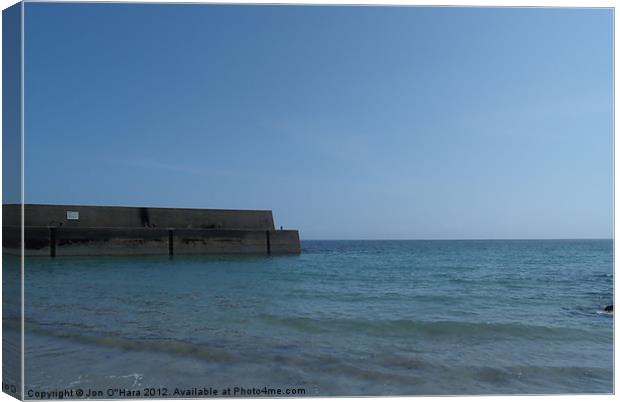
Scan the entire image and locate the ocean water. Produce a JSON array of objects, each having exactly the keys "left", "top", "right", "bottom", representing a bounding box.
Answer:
[{"left": 11, "top": 240, "right": 614, "bottom": 396}]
